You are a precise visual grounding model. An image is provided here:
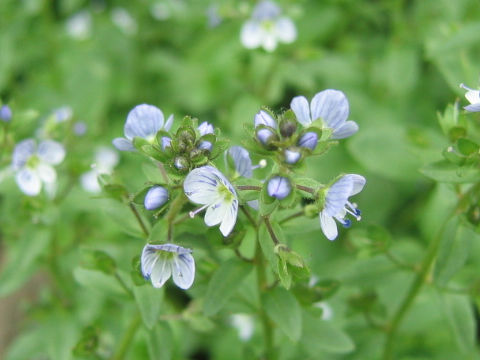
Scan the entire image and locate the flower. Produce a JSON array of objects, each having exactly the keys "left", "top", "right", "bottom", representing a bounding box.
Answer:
[
  {"left": 184, "top": 165, "right": 238, "bottom": 236},
  {"left": 12, "top": 139, "right": 65, "bottom": 196},
  {"left": 80, "top": 147, "right": 119, "bottom": 194},
  {"left": 111, "top": 7, "right": 137, "bottom": 35},
  {"left": 290, "top": 89, "right": 358, "bottom": 139},
  {"left": 197, "top": 121, "right": 214, "bottom": 151},
  {"left": 0, "top": 105, "right": 12, "bottom": 122},
  {"left": 141, "top": 244, "right": 195, "bottom": 289},
  {"left": 230, "top": 314, "right": 255, "bottom": 341},
  {"left": 459, "top": 83, "right": 480, "bottom": 112},
  {"left": 228, "top": 146, "right": 254, "bottom": 178},
  {"left": 113, "top": 104, "right": 173, "bottom": 151},
  {"left": 267, "top": 176, "right": 291, "bottom": 200},
  {"left": 53, "top": 106, "right": 73, "bottom": 123},
  {"left": 319, "top": 174, "right": 366, "bottom": 241},
  {"left": 144, "top": 186, "right": 169, "bottom": 210},
  {"left": 66, "top": 11, "right": 92, "bottom": 40},
  {"left": 284, "top": 148, "right": 301, "bottom": 164},
  {"left": 240, "top": 0, "right": 296, "bottom": 52},
  {"left": 254, "top": 110, "right": 277, "bottom": 129},
  {"left": 298, "top": 132, "right": 318, "bottom": 150},
  {"left": 73, "top": 122, "right": 87, "bottom": 136}
]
